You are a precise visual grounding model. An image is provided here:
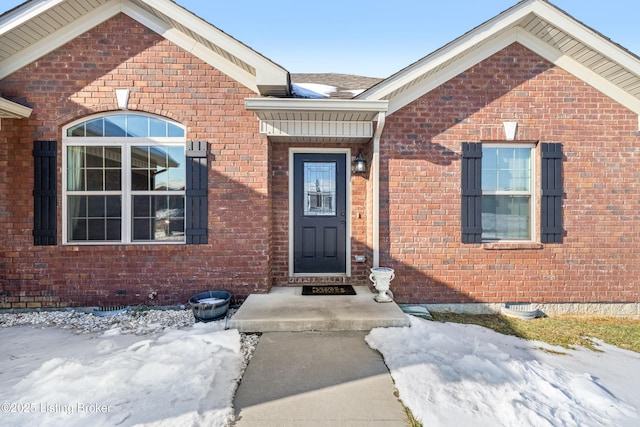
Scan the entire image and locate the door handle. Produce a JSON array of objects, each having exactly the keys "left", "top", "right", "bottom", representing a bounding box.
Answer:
[{"left": 341, "top": 220, "right": 346, "bottom": 224}]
